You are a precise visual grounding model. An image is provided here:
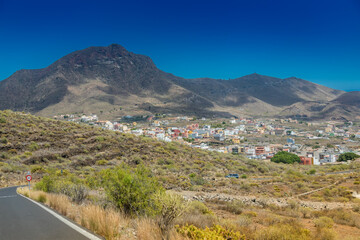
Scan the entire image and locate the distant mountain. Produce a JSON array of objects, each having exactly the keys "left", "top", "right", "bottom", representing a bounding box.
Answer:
[
  {"left": 332, "top": 91, "right": 360, "bottom": 106},
  {"left": 0, "top": 44, "right": 356, "bottom": 120},
  {"left": 279, "top": 91, "right": 360, "bottom": 121}
]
